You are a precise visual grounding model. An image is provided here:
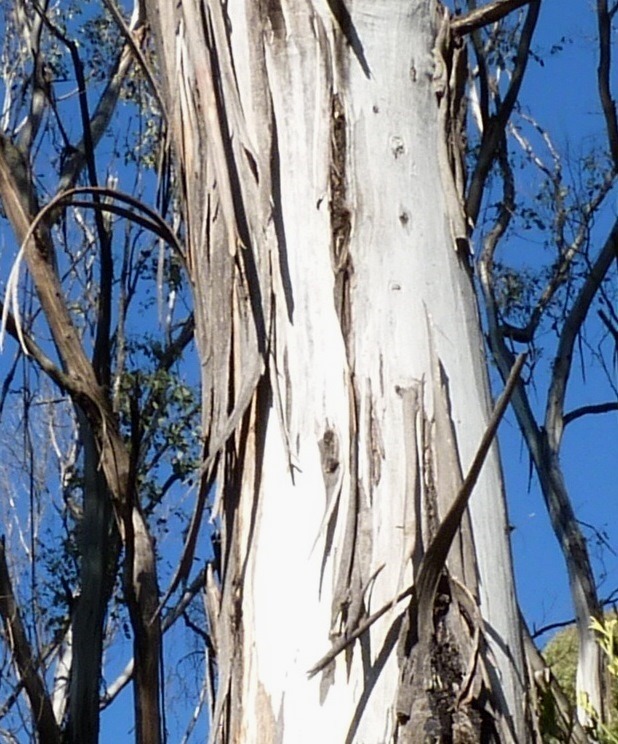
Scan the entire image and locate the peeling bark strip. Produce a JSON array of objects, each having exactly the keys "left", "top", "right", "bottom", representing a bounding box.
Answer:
[
  {"left": 329, "top": 93, "right": 353, "bottom": 340},
  {"left": 317, "top": 425, "right": 342, "bottom": 591},
  {"left": 433, "top": 7, "right": 471, "bottom": 261}
]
